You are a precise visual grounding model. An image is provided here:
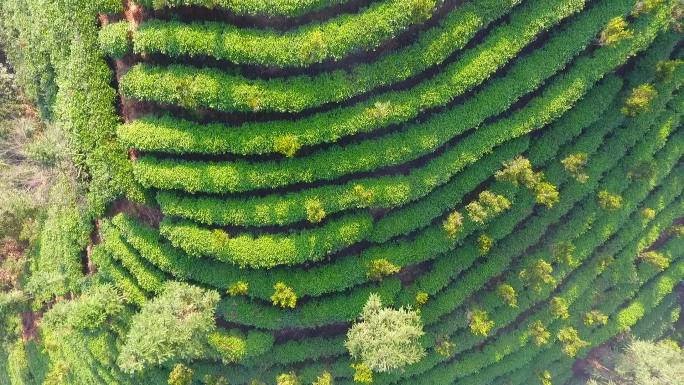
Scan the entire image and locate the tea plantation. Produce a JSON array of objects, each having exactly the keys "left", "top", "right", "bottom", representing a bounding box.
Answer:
[{"left": 0, "top": 0, "right": 682, "bottom": 384}]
